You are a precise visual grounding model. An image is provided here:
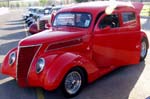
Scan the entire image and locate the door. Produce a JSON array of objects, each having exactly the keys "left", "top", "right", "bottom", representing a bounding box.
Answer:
[{"left": 92, "top": 12, "right": 140, "bottom": 68}]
